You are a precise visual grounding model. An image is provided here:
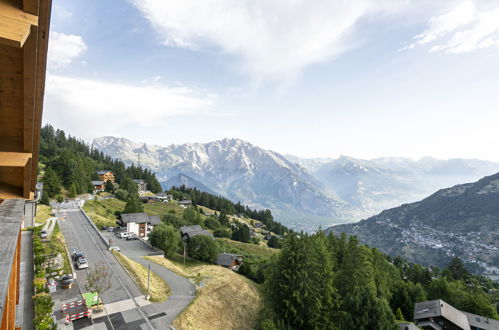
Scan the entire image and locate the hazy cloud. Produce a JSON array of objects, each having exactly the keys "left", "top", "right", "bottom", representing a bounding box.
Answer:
[
  {"left": 44, "top": 74, "right": 216, "bottom": 138},
  {"left": 130, "top": 0, "right": 401, "bottom": 80},
  {"left": 47, "top": 32, "right": 87, "bottom": 69},
  {"left": 411, "top": 1, "right": 499, "bottom": 53}
]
